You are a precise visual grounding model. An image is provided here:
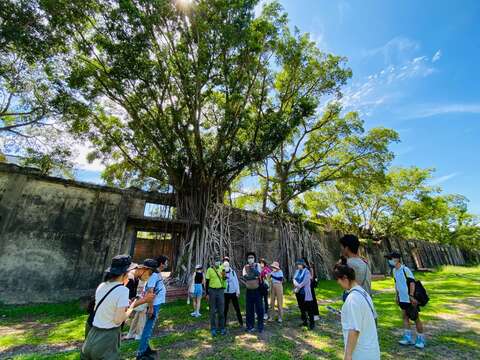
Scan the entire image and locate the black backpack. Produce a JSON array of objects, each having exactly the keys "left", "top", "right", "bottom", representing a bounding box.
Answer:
[
  {"left": 412, "top": 278, "right": 429, "bottom": 306},
  {"left": 397, "top": 267, "right": 429, "bottom": 307}
]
